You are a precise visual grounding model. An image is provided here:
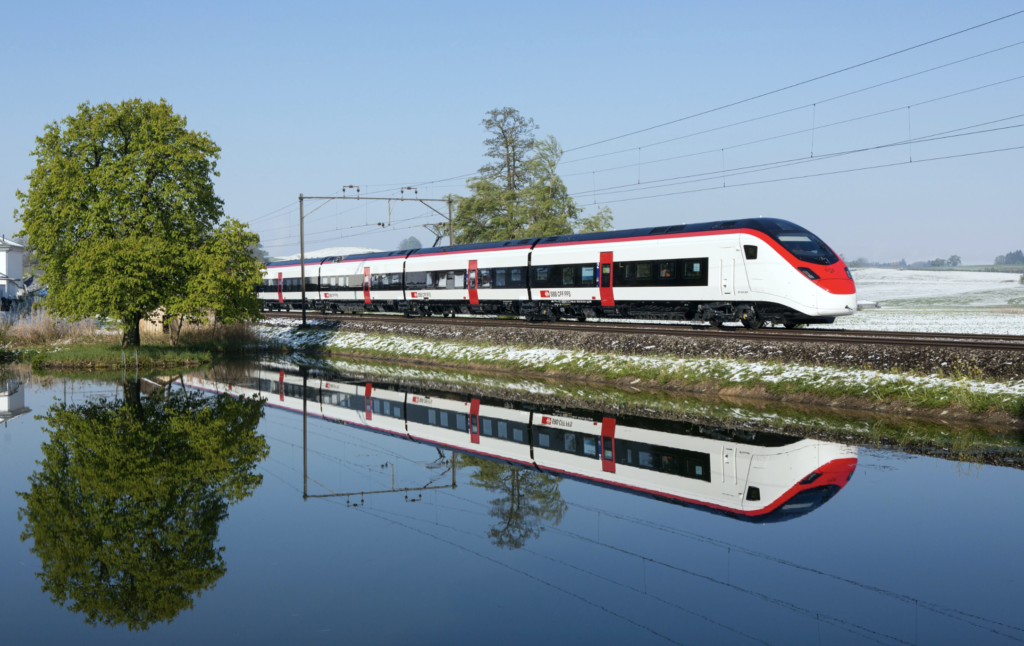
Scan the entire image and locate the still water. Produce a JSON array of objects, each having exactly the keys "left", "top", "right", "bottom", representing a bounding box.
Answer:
[{"left": 1, "top": 363, "right": 1022, "bottom": 645}]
